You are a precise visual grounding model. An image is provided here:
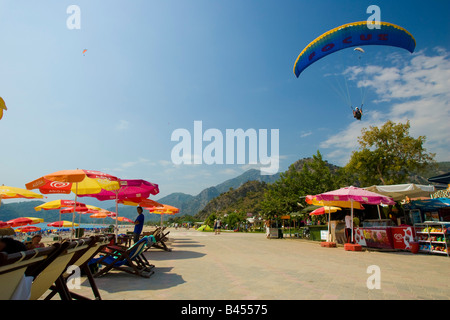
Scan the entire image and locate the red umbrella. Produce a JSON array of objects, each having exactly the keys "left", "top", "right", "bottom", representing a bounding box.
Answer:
[
  {"left": 0, "top": 221, "right": 9, "bottom": 229},
  {"left": 16, "top": 226, "right": 41, "bottom": 233},
  {"left": 7, "top": 217, "right": 43, "bottom": 227}
]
